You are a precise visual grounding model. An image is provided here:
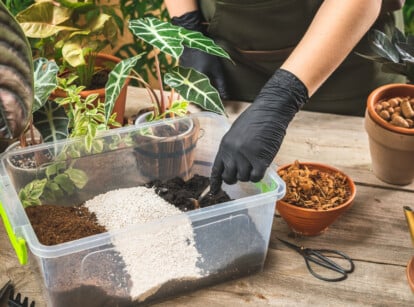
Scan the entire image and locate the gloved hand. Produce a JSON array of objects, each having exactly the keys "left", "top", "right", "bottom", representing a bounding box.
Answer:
[
  {"left": 210, "top": 68, "right": 309, "bottom": 193},
  {"left": 171, "top": 10, "right": 229, "bottom": 99}
]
